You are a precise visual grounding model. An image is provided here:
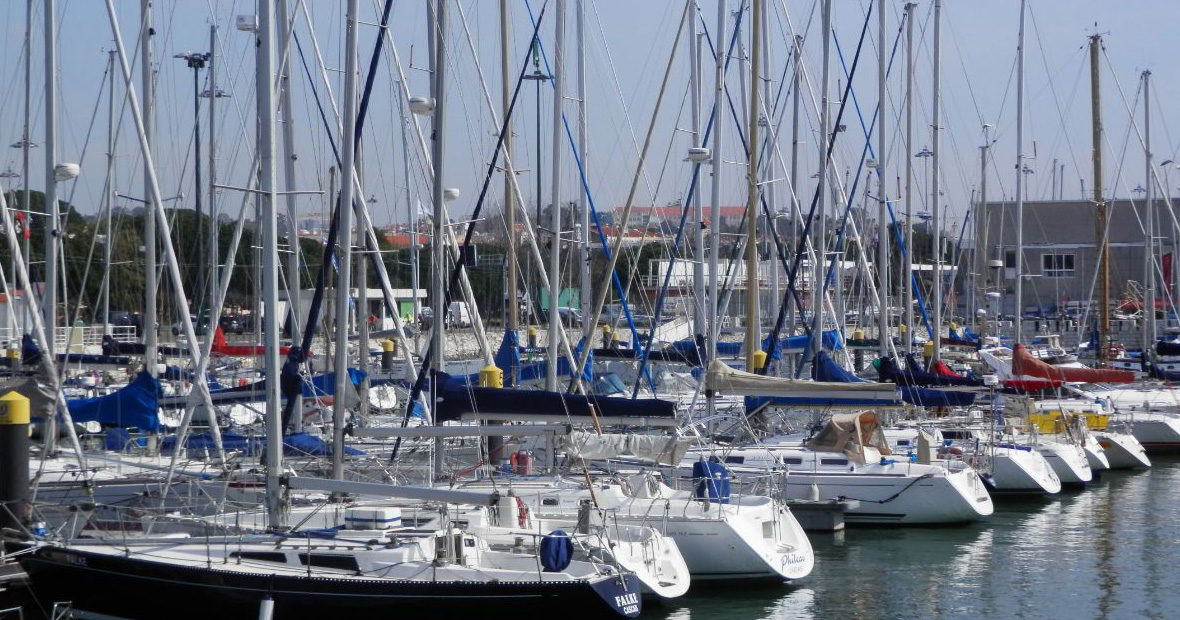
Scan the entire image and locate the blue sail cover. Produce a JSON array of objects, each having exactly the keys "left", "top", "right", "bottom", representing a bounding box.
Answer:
[
  {"left": 878, "top": 356, "right": 983, "bottom": 387},
  {"left": 434, "top": 372, "right": 675, "bottom": 422},
  {"left": 899, "top": 386, "right": 975, "bottom": 407},
  {"left": 67, "top": 371, "right": 162, "bottom": 431},
  {"left": 682, "top": 330, "right": 844, "bottom": 360},
  {"left": 811, "top": 351, "right": 866, "bottom": 383},
  {"left": 495, "top": 329, "right": 521, "bottom": 384},
  {"left": 807, "top": 351, "right": 970, "bottom": 407}
]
